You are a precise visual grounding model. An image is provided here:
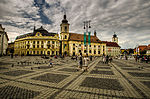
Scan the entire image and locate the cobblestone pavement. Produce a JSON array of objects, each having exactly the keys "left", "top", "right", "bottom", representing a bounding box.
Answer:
[{"left": 0, "top": 56, "right": 150, "bottom": 99}]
